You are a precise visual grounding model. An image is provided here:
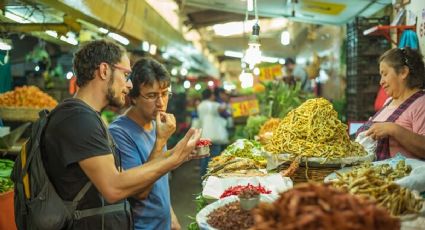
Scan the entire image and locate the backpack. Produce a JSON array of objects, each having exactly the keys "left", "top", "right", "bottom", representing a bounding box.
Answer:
[{"left": 11, "top": 104, "right": 129, "bottom": 230}]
